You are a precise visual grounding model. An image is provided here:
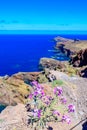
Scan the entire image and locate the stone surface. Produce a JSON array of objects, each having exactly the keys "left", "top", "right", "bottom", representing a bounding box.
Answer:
[
  {"left": 50, "top": 70, "right": 87, "bottom": 120},
  {"left": 12, "top": 72, "right": 41, "bottom": 82},
  {"left": 0, "top": 78, "right": 86, "bottom": 130},
  {"left": 39, "top": 58, "right": 66, "bottom": 70},
  {"left": 0, "top": 77, "right": 31, "bottom": 105},
  {"left": 0, "top": 103, "right": 28, "bottom": 130}
]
